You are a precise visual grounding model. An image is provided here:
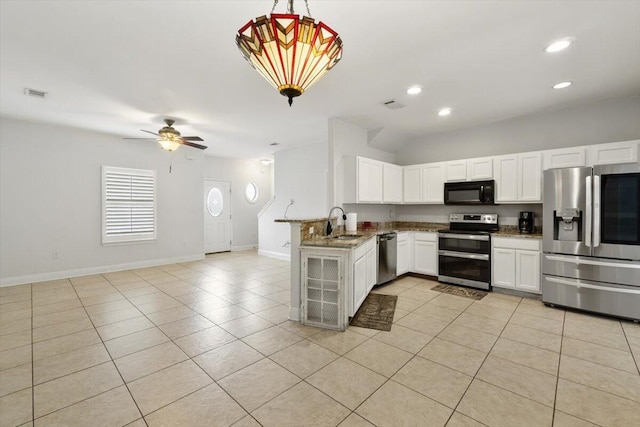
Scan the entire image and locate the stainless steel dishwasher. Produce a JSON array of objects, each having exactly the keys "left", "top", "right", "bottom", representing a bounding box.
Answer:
[{"left": 377, "top": 232, "right": 398, "bottom": 285}]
